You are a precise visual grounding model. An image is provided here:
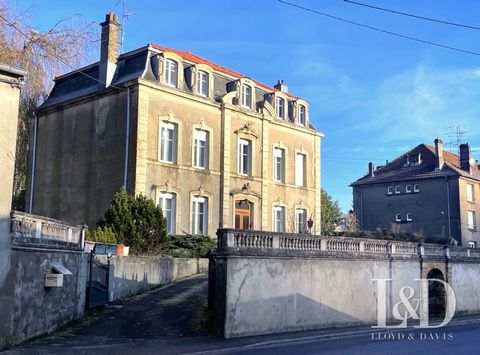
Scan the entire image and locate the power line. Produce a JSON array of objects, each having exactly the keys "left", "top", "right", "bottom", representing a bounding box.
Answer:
[
  {"left": 0, "top": 14, "right": 124, "bottom": 90},
  {"left": 277, "top": 0, "right": 480, "bottom": 57},
  {"left": 343, "top": 0, "right": 480, "bottom": 31}
]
